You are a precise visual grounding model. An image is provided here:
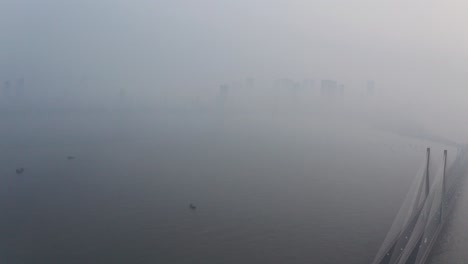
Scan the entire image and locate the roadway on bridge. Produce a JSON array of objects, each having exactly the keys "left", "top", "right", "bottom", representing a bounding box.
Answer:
[{"left": 427, "top": 168, "right": 468, "bottom": 264}]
